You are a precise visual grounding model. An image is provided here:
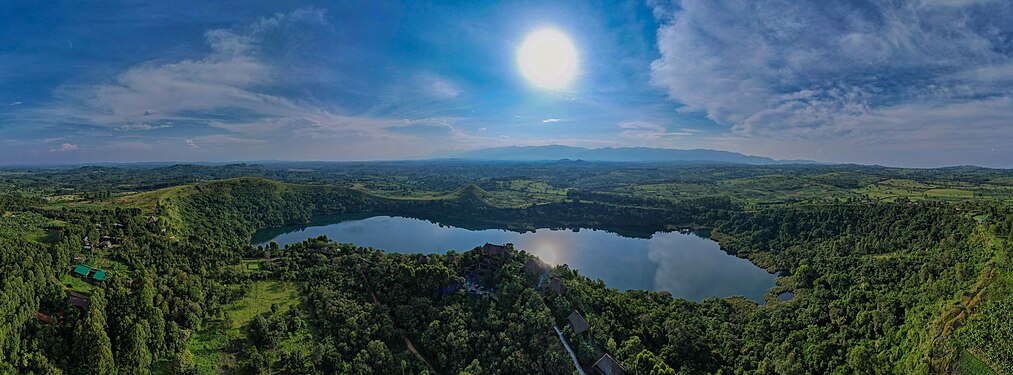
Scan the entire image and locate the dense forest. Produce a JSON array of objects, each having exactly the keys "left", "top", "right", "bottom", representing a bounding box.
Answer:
[{"left": 0, "top": 162, "right": 1009, "bottom": 374}]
